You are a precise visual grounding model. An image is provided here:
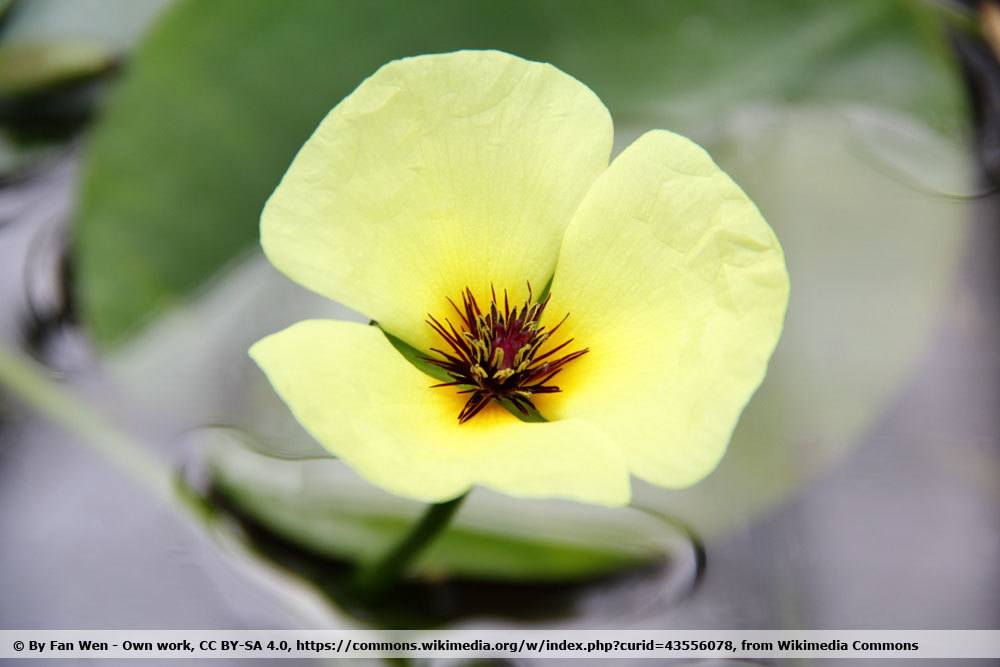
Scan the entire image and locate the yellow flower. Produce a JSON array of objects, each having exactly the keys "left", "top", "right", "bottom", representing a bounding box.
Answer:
[{"left": 250, "top": 50, "right": 789, "bottom": 507}]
